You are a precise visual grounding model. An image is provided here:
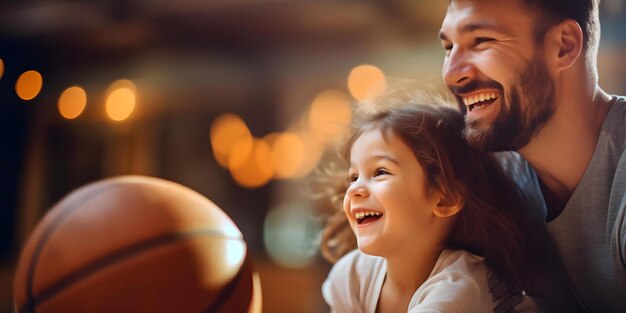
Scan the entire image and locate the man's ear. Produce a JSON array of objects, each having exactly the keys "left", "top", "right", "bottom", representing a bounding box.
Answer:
[
  {"left": 431, "top": 189, "right": 464, "bottom": 218},
  {"left": 546, "top": 19, "right": 583, "bottom": 71}
]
